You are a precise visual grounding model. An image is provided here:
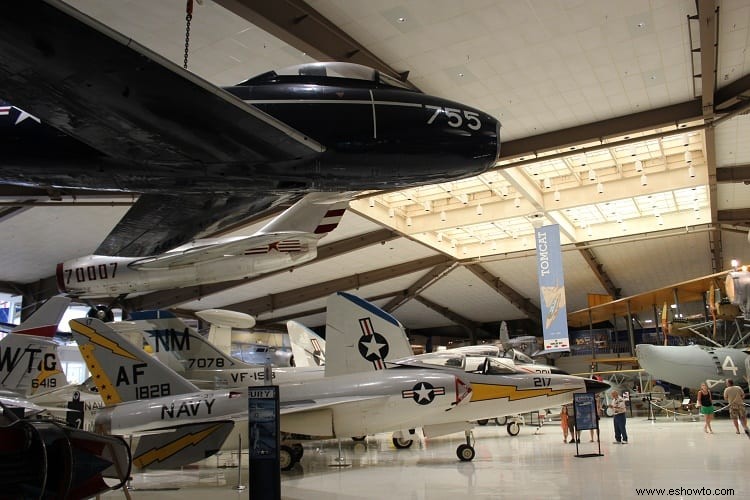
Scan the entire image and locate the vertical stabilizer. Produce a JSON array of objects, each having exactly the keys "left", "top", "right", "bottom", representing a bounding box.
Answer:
[
  {"left": 287, "top": 321, "right": 326, "bottom": 367},
  {"left": 11, "top": 296, "right": 71, "bottom": 337},
  {"left": 324, "top": 292, "right": 413, "bottom": 377},
  {"left": 69, "top": 317, "right": 198, "bottom": 405},
  {"left": 0, "top": 335, "right": 67, "bottom": 396}
]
